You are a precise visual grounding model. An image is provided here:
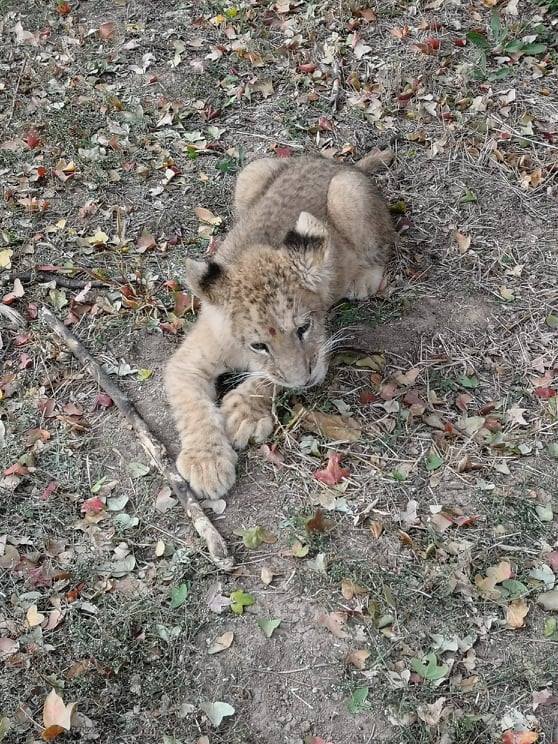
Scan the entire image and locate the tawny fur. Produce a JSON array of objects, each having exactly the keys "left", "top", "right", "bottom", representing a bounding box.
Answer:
[{"left": 165, "top": 150, "right": 396, "bottom": 499}]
